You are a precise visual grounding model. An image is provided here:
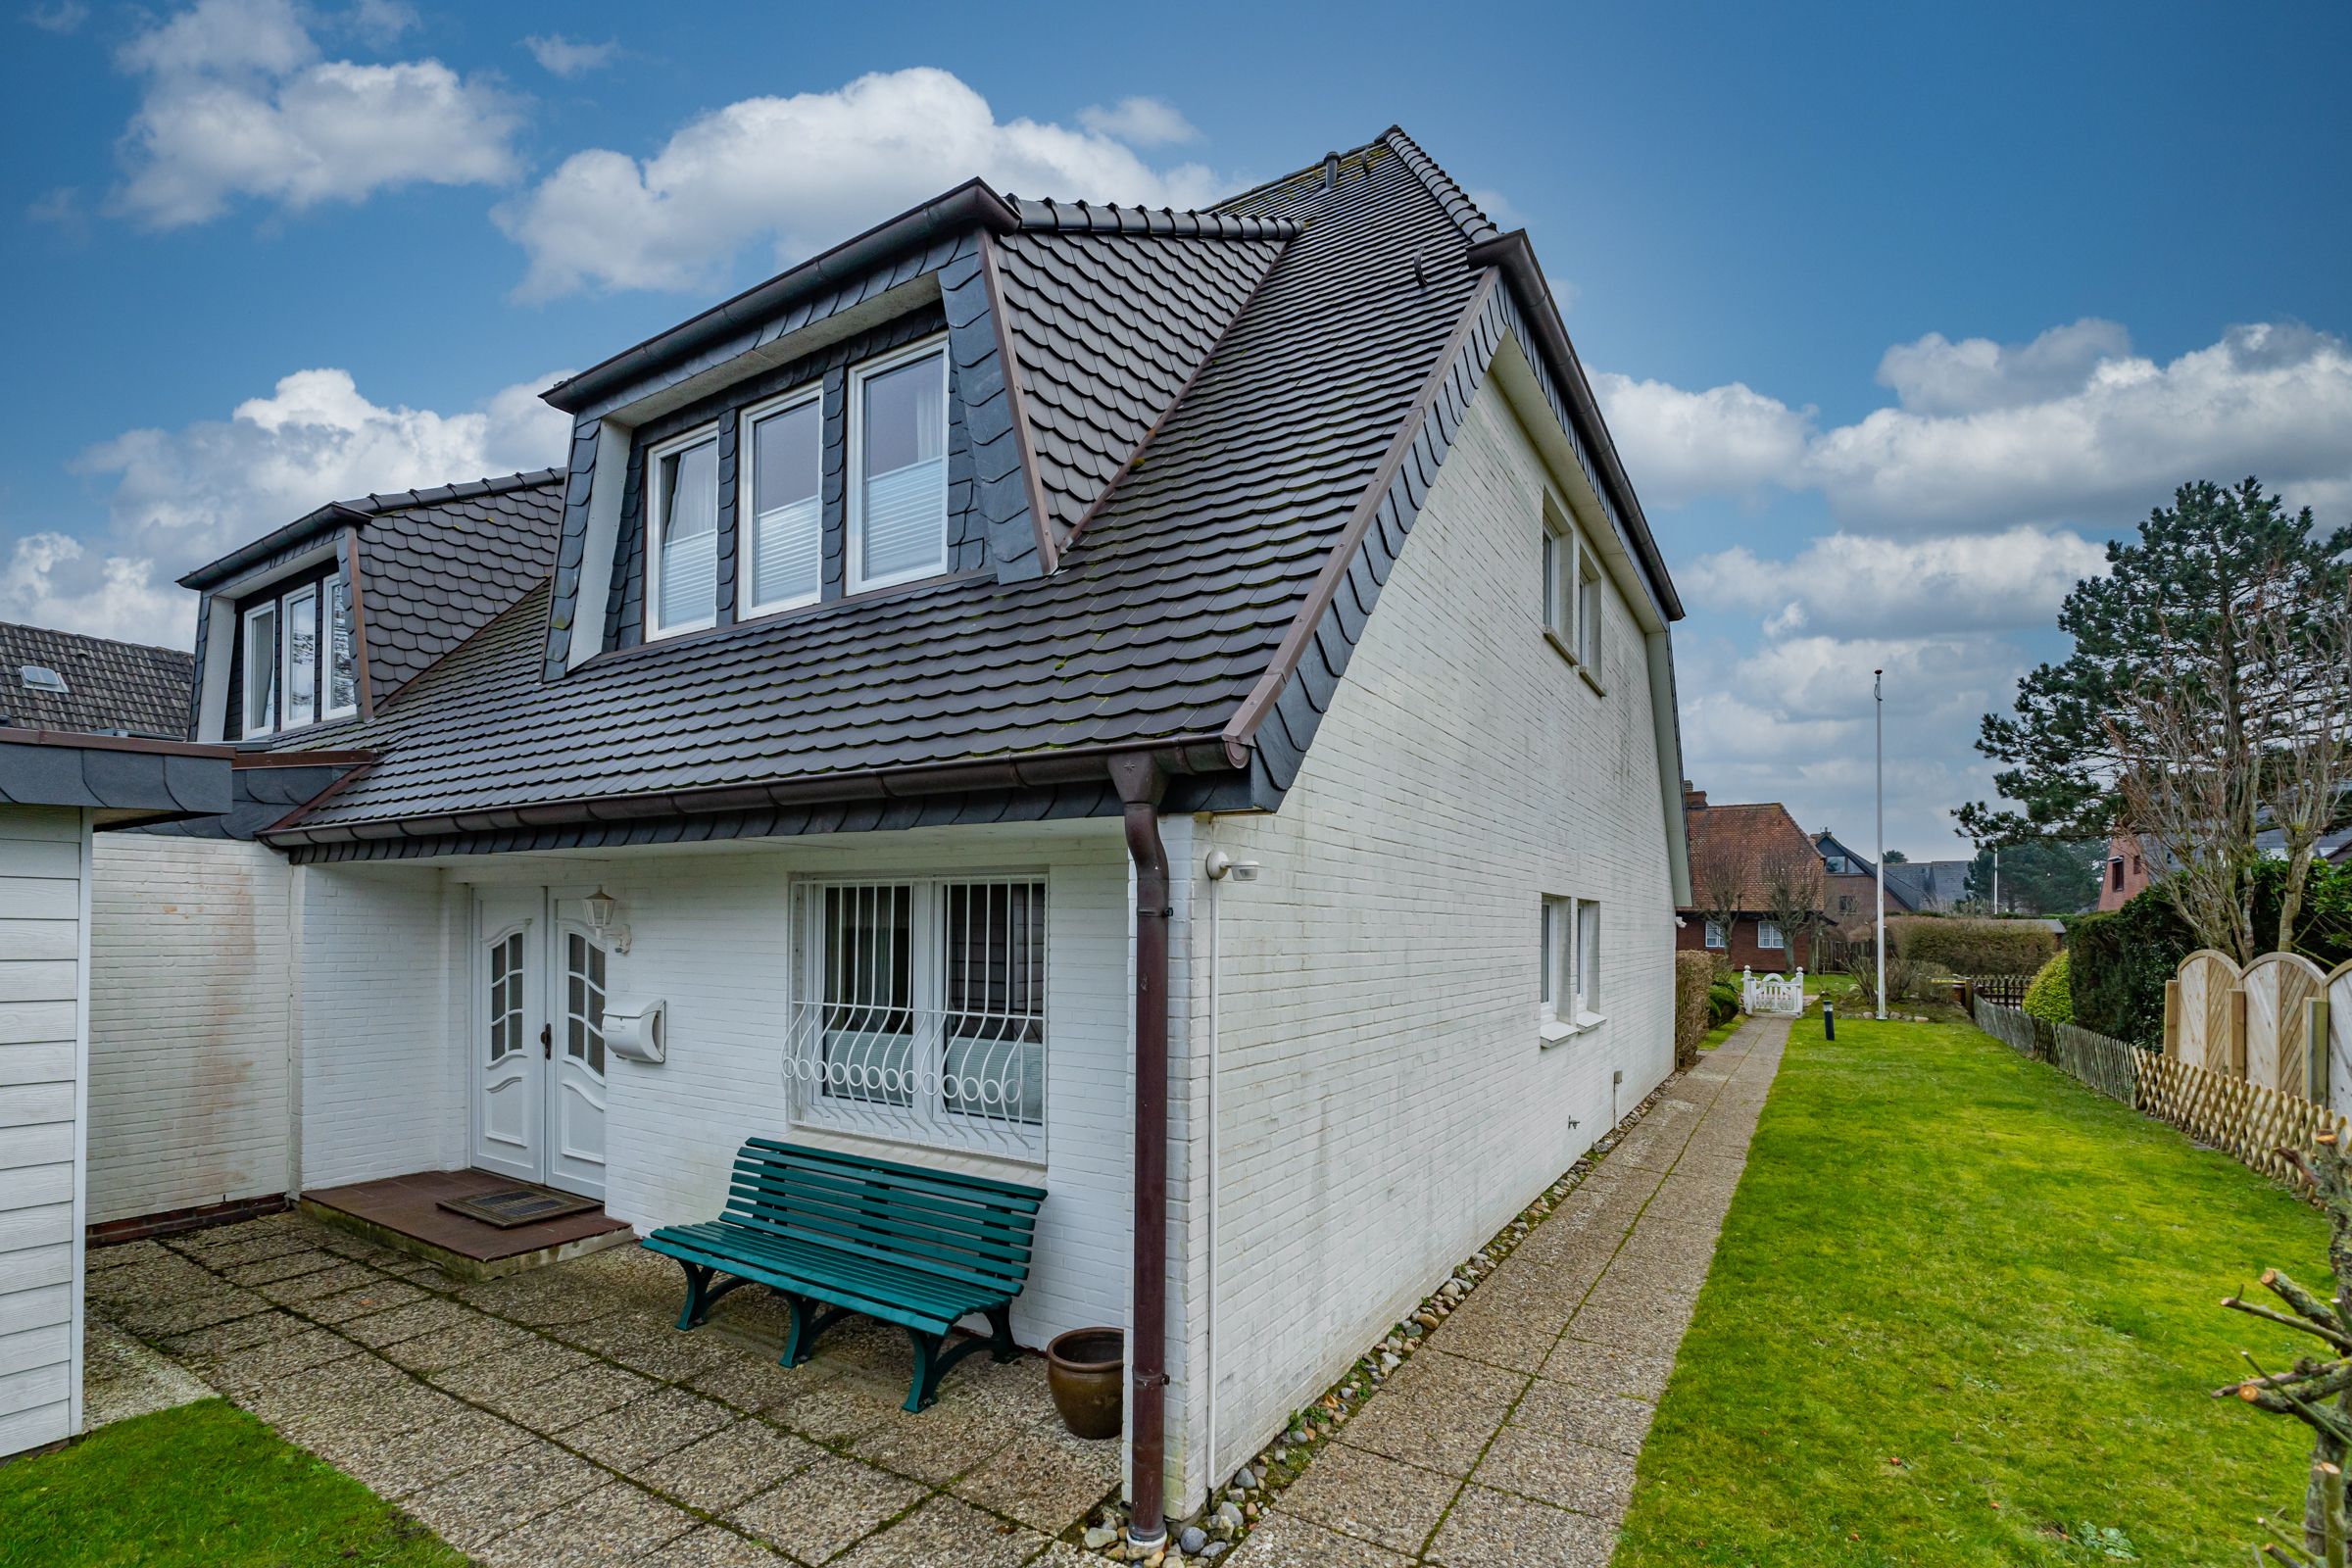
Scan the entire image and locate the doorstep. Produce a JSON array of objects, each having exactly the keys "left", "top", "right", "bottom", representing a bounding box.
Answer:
[{"left": 300, "top": 1168, "right": 634, "bottom": 1282}]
